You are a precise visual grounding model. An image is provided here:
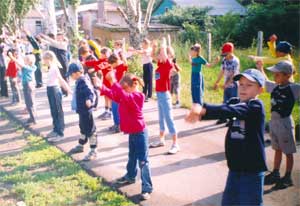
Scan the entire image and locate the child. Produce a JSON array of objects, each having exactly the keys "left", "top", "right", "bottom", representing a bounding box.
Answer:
[
  {"left": 257, "top": 60, "right": 300, "bottom": 190},
  {"left": 149, "top": 38, "right": 179, "bottom": 154},
  {"left": 99, "top": 72, "right": 153, "bottom": 200},
  {"left": 168, "top": 46, "right": 181, "bottom": 108},
  {"left": 67, "top": 63, "right": 98, "bottom": 161},
  {"left": 213, "top": 42, "right": 240, "bottom": 124},
  {"left": 107, "top": 53, "right": 128, "bottom": 133},
  {"left": 189, "top": 43, "right": 216, "bottom": 106},
  {"left": 43, "top": 51, "right": 71, "bottom": 141},
  {"left": 23, "top": 29, "right": 43, "bottom": 88},
  {"left": 133, "top": 38, "right": 153, "bottom": 102},
  {"left": 249, "top": 41, "right": 293, "bottom": 65},
  {"left": 5, "top": 49, "right": 21, "bottom": 104},
  {"left": 97, "top": 47, "right": 113, "bottom": 120},
  {"left": 186, "top": 69, "right": 268, "bottom": 206},
  {"left": 0, "top": 39, "right": 8, "bottom": 97},
  {"left": 113, "top": 40, "right": 124, "bottom": 59},
  {"left": 8, "top": 52, "right": 37, "bottom": 125}
]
